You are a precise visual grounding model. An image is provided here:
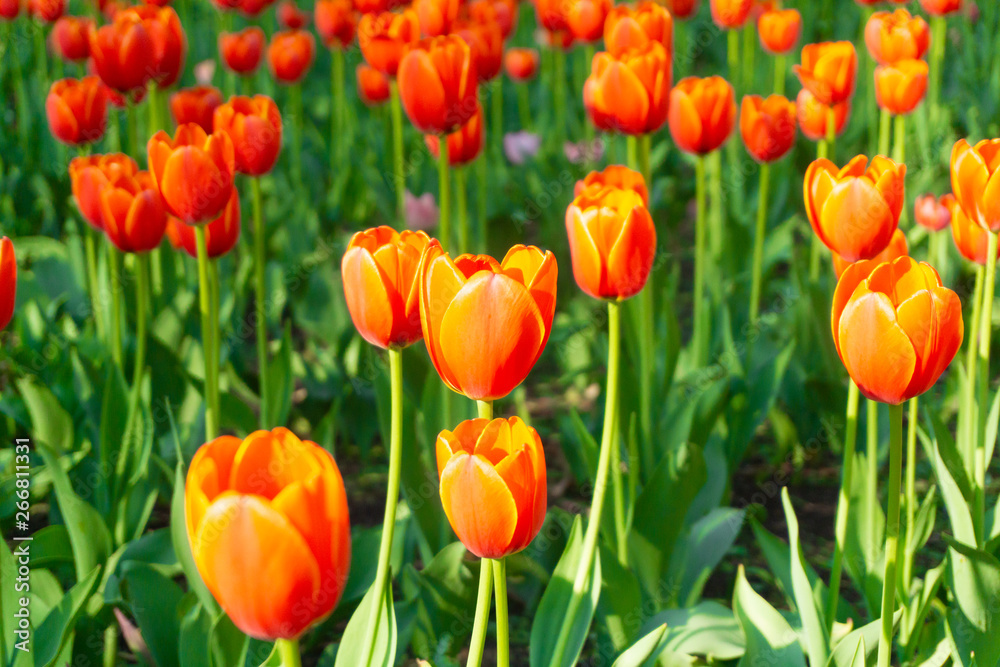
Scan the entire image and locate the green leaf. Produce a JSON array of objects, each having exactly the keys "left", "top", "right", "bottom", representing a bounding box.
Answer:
[
  {"left": 26, "top": 525, "right": 73, "bottom": 569},
  {"left": 924, "top": 415, "right": 976, "bottom": 546},
  {"left": 98, "top": 364, "right": 129, "bottom": 512},
  {"left": 732, "top": 565, "right": 806, "bottom": 667},
  {"left": 404, "top": 541, "right": 477, "bottom": 653},
  {"left": 944, "top": 536, "right": 1000, "bottom": 667},
  {"left": 16, "top": 378, "right": 72, "bottom": 453},
  {"left": 598, "top": 544, "right": 643, "bottom": 652},
  {"left": 178, "top": 600, "right": 212, "bottom": 667},
  {"left": 33, "top": 565, "right": 100, "bottom": 667},
  {"left": 611, "top": 624, "right": 667, "bottom": 667},
  {"left": 642, "top": 601, "right": 745, "bottom": 661},
  {"left": 670, "top": 507, "right": 745, "bottom": 607},
  {"left": 170, "top": 458, "right": 218, "bottom": 615},
  {"left": 827, "top": 614, "right": 888, "bottom": 667},
  {"left": 530, "top": 515, "right": 602, "bottom": 667},
  {"left": 334, "top": 571, "right": 397, "bottom": 667},
  {"left": 781, "top": 488, "right": 829, "bottom": 666},
  {"left": 123, "top": 562, "right": 186, "bottom": 667},
  {"left": 985, "top": 385, "right": 1000, "bottom": 466},
  {"left": 265, "top": 321, "right": 294, "bottom": 427}
]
